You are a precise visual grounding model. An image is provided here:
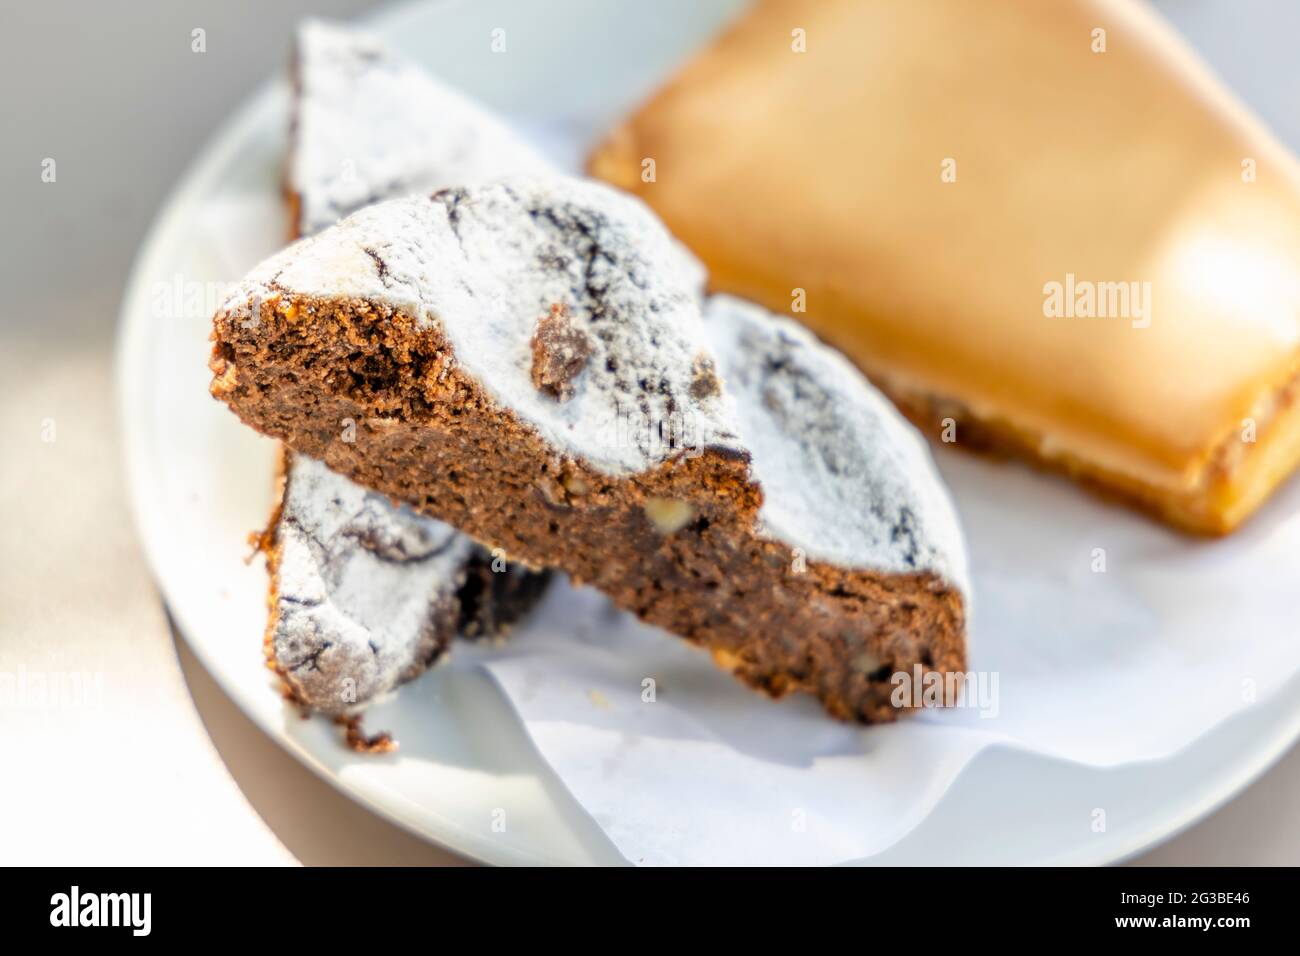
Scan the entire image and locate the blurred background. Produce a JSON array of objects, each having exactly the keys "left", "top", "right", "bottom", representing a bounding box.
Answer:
[{"left": 1, "top": 0, "right": 1297, "bottom": 864}]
